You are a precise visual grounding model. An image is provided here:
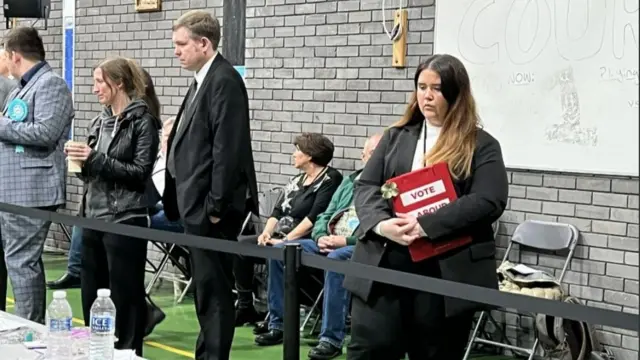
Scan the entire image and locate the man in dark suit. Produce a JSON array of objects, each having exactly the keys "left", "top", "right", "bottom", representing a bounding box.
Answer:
[{"left": 164, "top": 10, "right": 259, "bottom": 360}]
